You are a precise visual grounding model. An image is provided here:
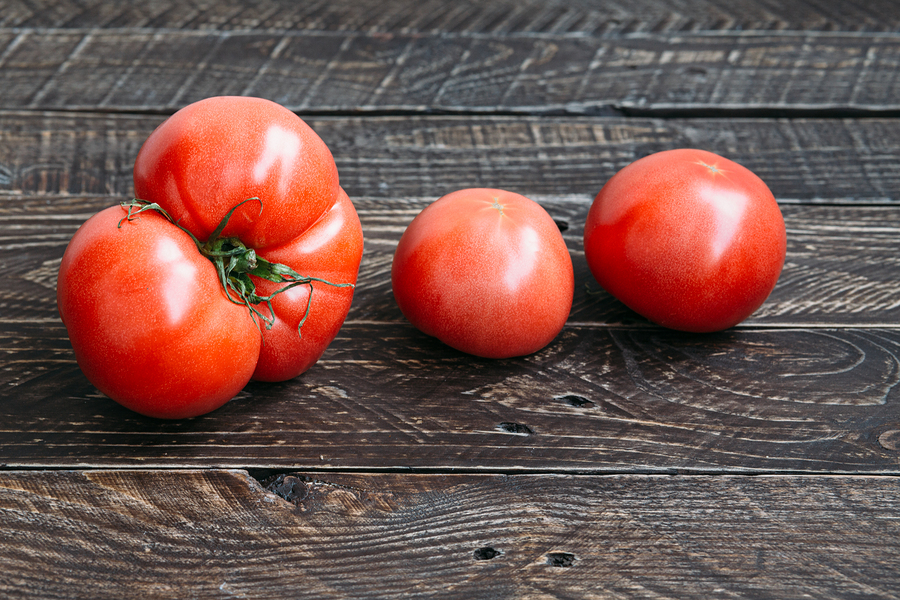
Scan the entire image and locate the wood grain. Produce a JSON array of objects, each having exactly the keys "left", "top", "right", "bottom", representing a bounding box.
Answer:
[
  {"left": 5, "top": 0, "right": 900, "bottom": 34},
  {"left": 2, "top": 118, "right": 897, "bottom": 472},
  {"left": 4, "top": 113, "right": 900, "bottom": 201},
  {"left": 1, "top": 469, "right": 898, "bottom": 599},
  {"left": 2, "top": 1, "right": 899, "bottom": 596},
  {"left": 4, "top": 194, "right": 899, "bottom": 326},
  {"left": 357, "top": 200, "right": 900, "bottom": 327},
  {"left": 1, "top": 321, "right": 898, "bottom": 472},
  {"left": 4, "top": 29, "right": 900, "bottom": 113}
]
